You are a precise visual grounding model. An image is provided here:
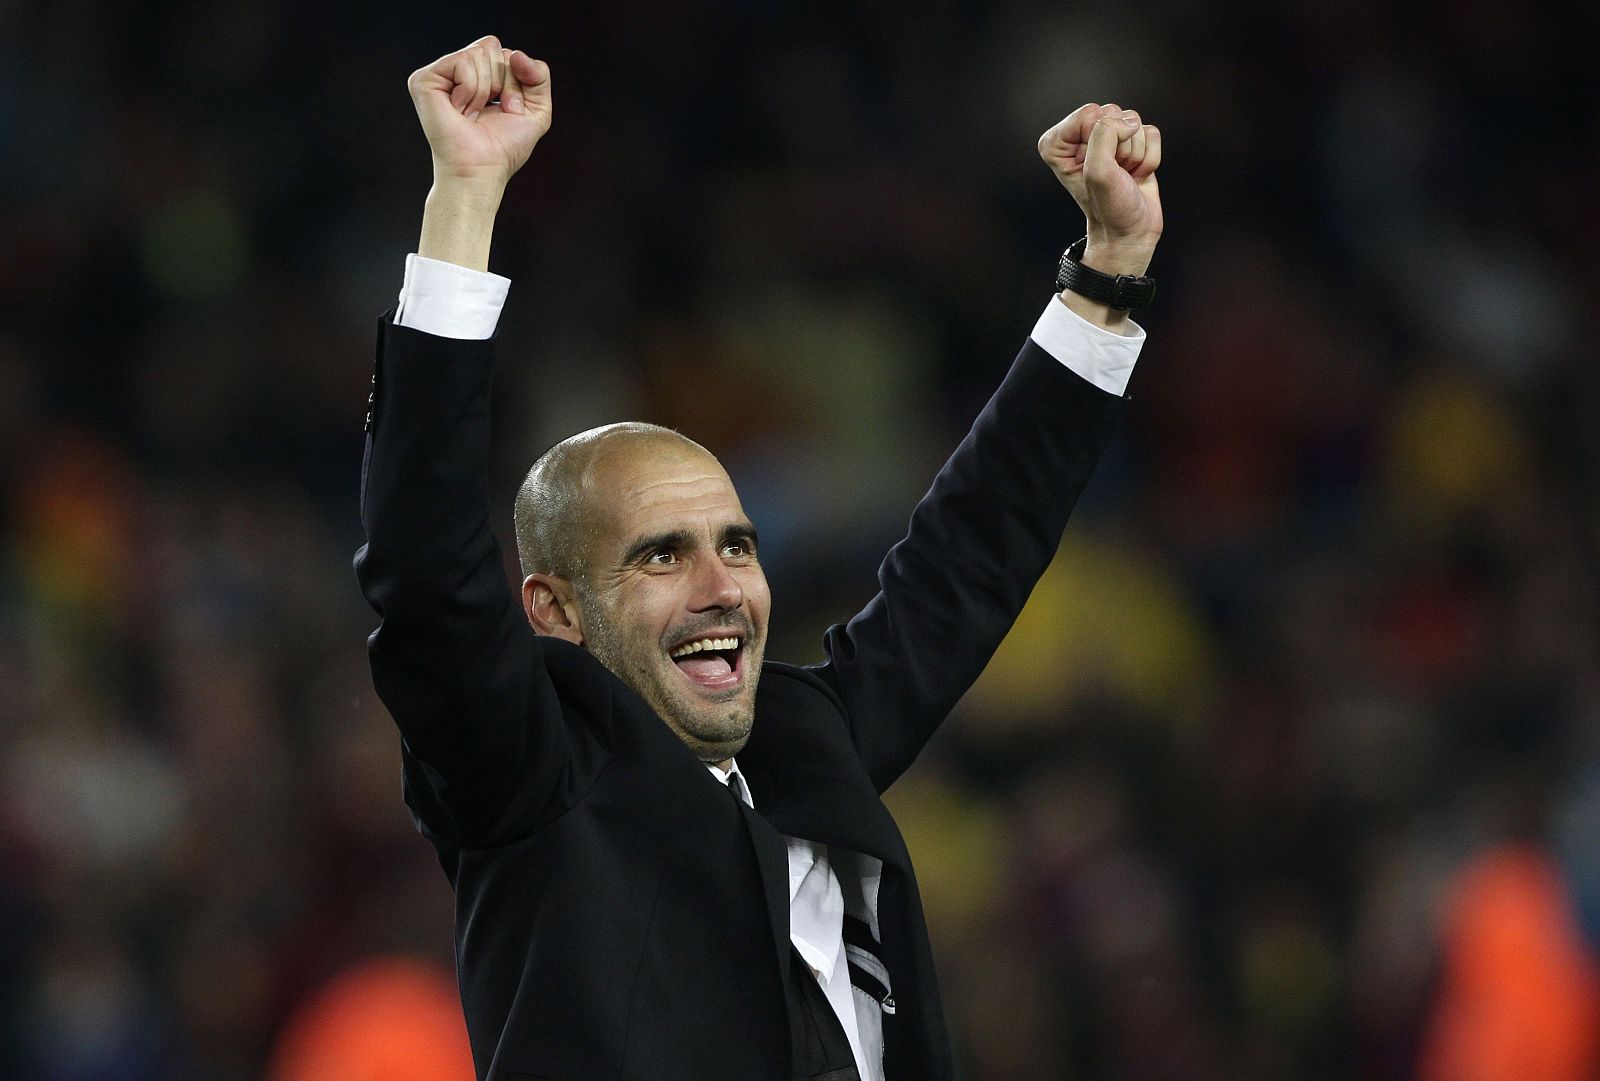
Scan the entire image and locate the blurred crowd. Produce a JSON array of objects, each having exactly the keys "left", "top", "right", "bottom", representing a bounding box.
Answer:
[{"left": 3, "top": 1, "right": 1598, "bottom": 1078}]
